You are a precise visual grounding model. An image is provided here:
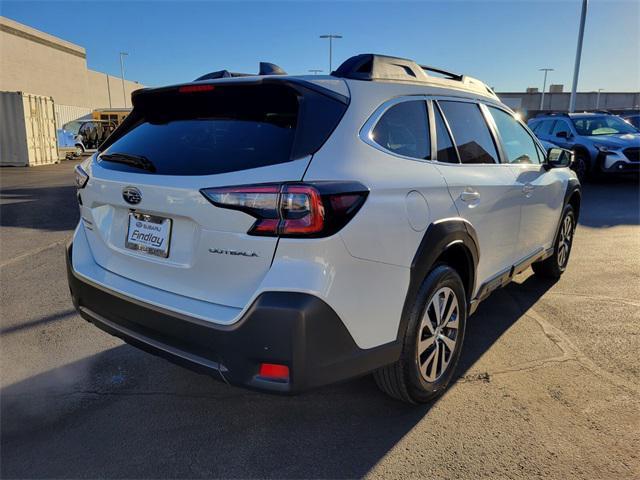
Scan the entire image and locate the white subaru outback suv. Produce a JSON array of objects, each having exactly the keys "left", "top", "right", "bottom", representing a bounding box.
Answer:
[{"left": 67, "top": 54, "right": 580, "bottom": 403}]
